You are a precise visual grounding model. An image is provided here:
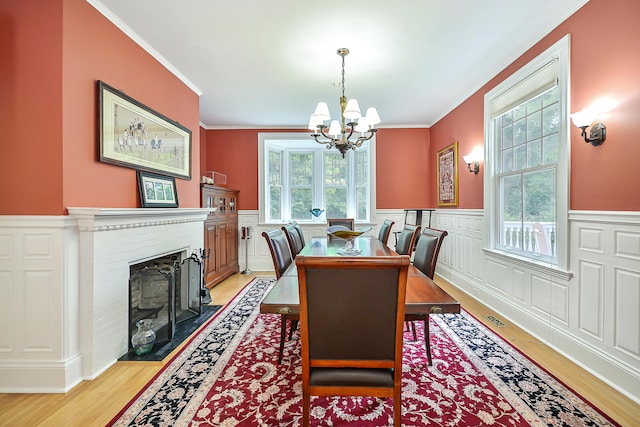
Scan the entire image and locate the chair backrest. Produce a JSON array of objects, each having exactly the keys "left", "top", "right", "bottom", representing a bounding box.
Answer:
[
  {"left": 261, "top": 229, "right": 293, "bottom": 279},
  {"left": 291, "top": 221, "right": 306, "bottom": 248},
  {"left": 281, "top": 223, "right": 304, "bottom": 257},
  {"left": 377, "top": 219, "right": 395, "bottom": 245},
  {"left": 412, "top": 227, "right": 448, "bottom": 279},
  {"left": 395, "top": 224, "right": 421, "bottom": 256},
  {"left": 297, "top": 254, "right": 409, "bottom": 367},
  {"left": 327, "top": 218, "right": 354, "bottom": 230}
]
